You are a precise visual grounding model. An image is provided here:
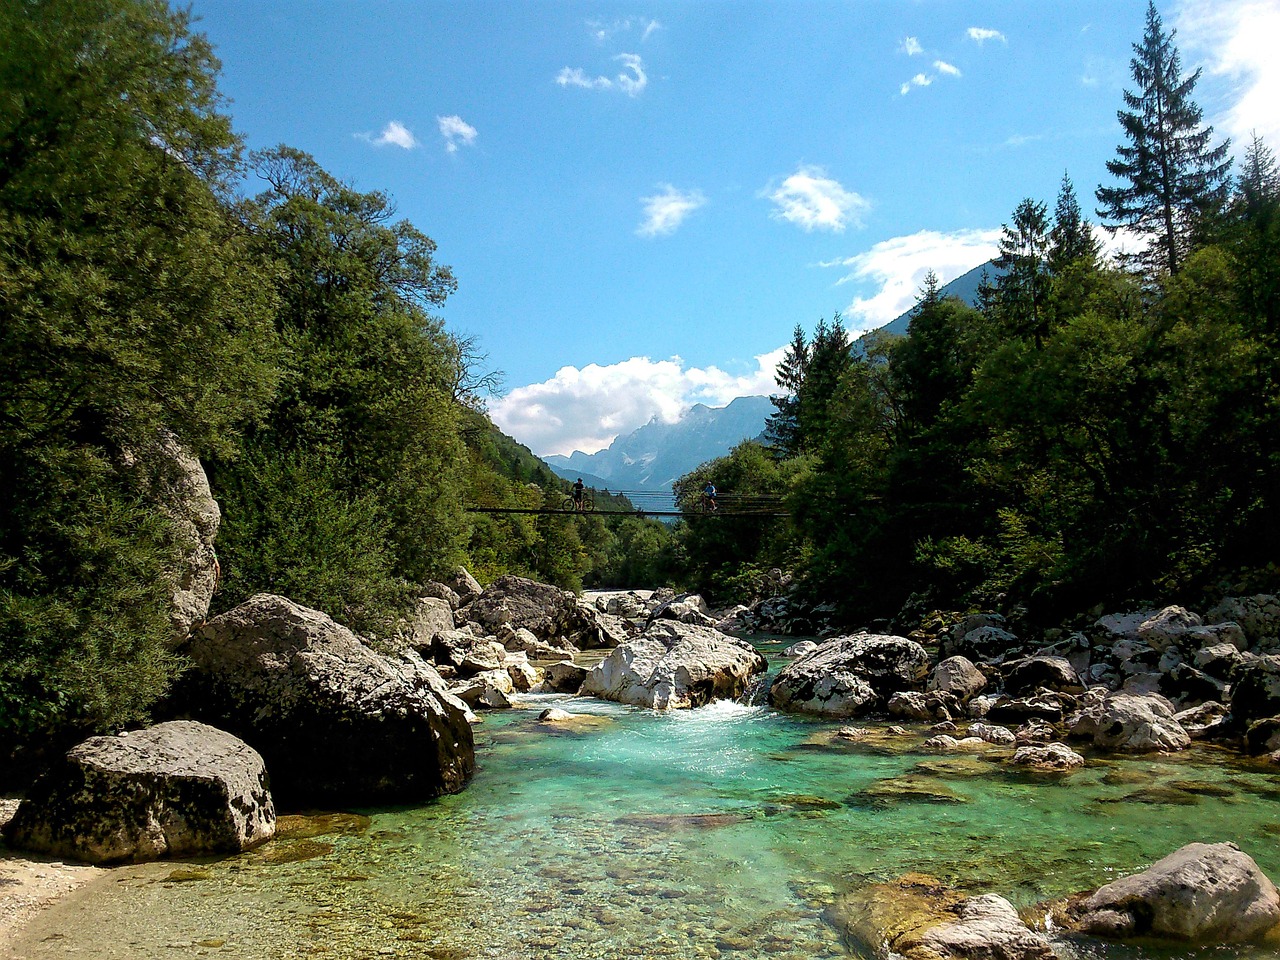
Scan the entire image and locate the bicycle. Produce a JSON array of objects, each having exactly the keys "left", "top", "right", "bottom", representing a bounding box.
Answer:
[{"left": 561, "top": 494, "right": 595, "bottom": 513}]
